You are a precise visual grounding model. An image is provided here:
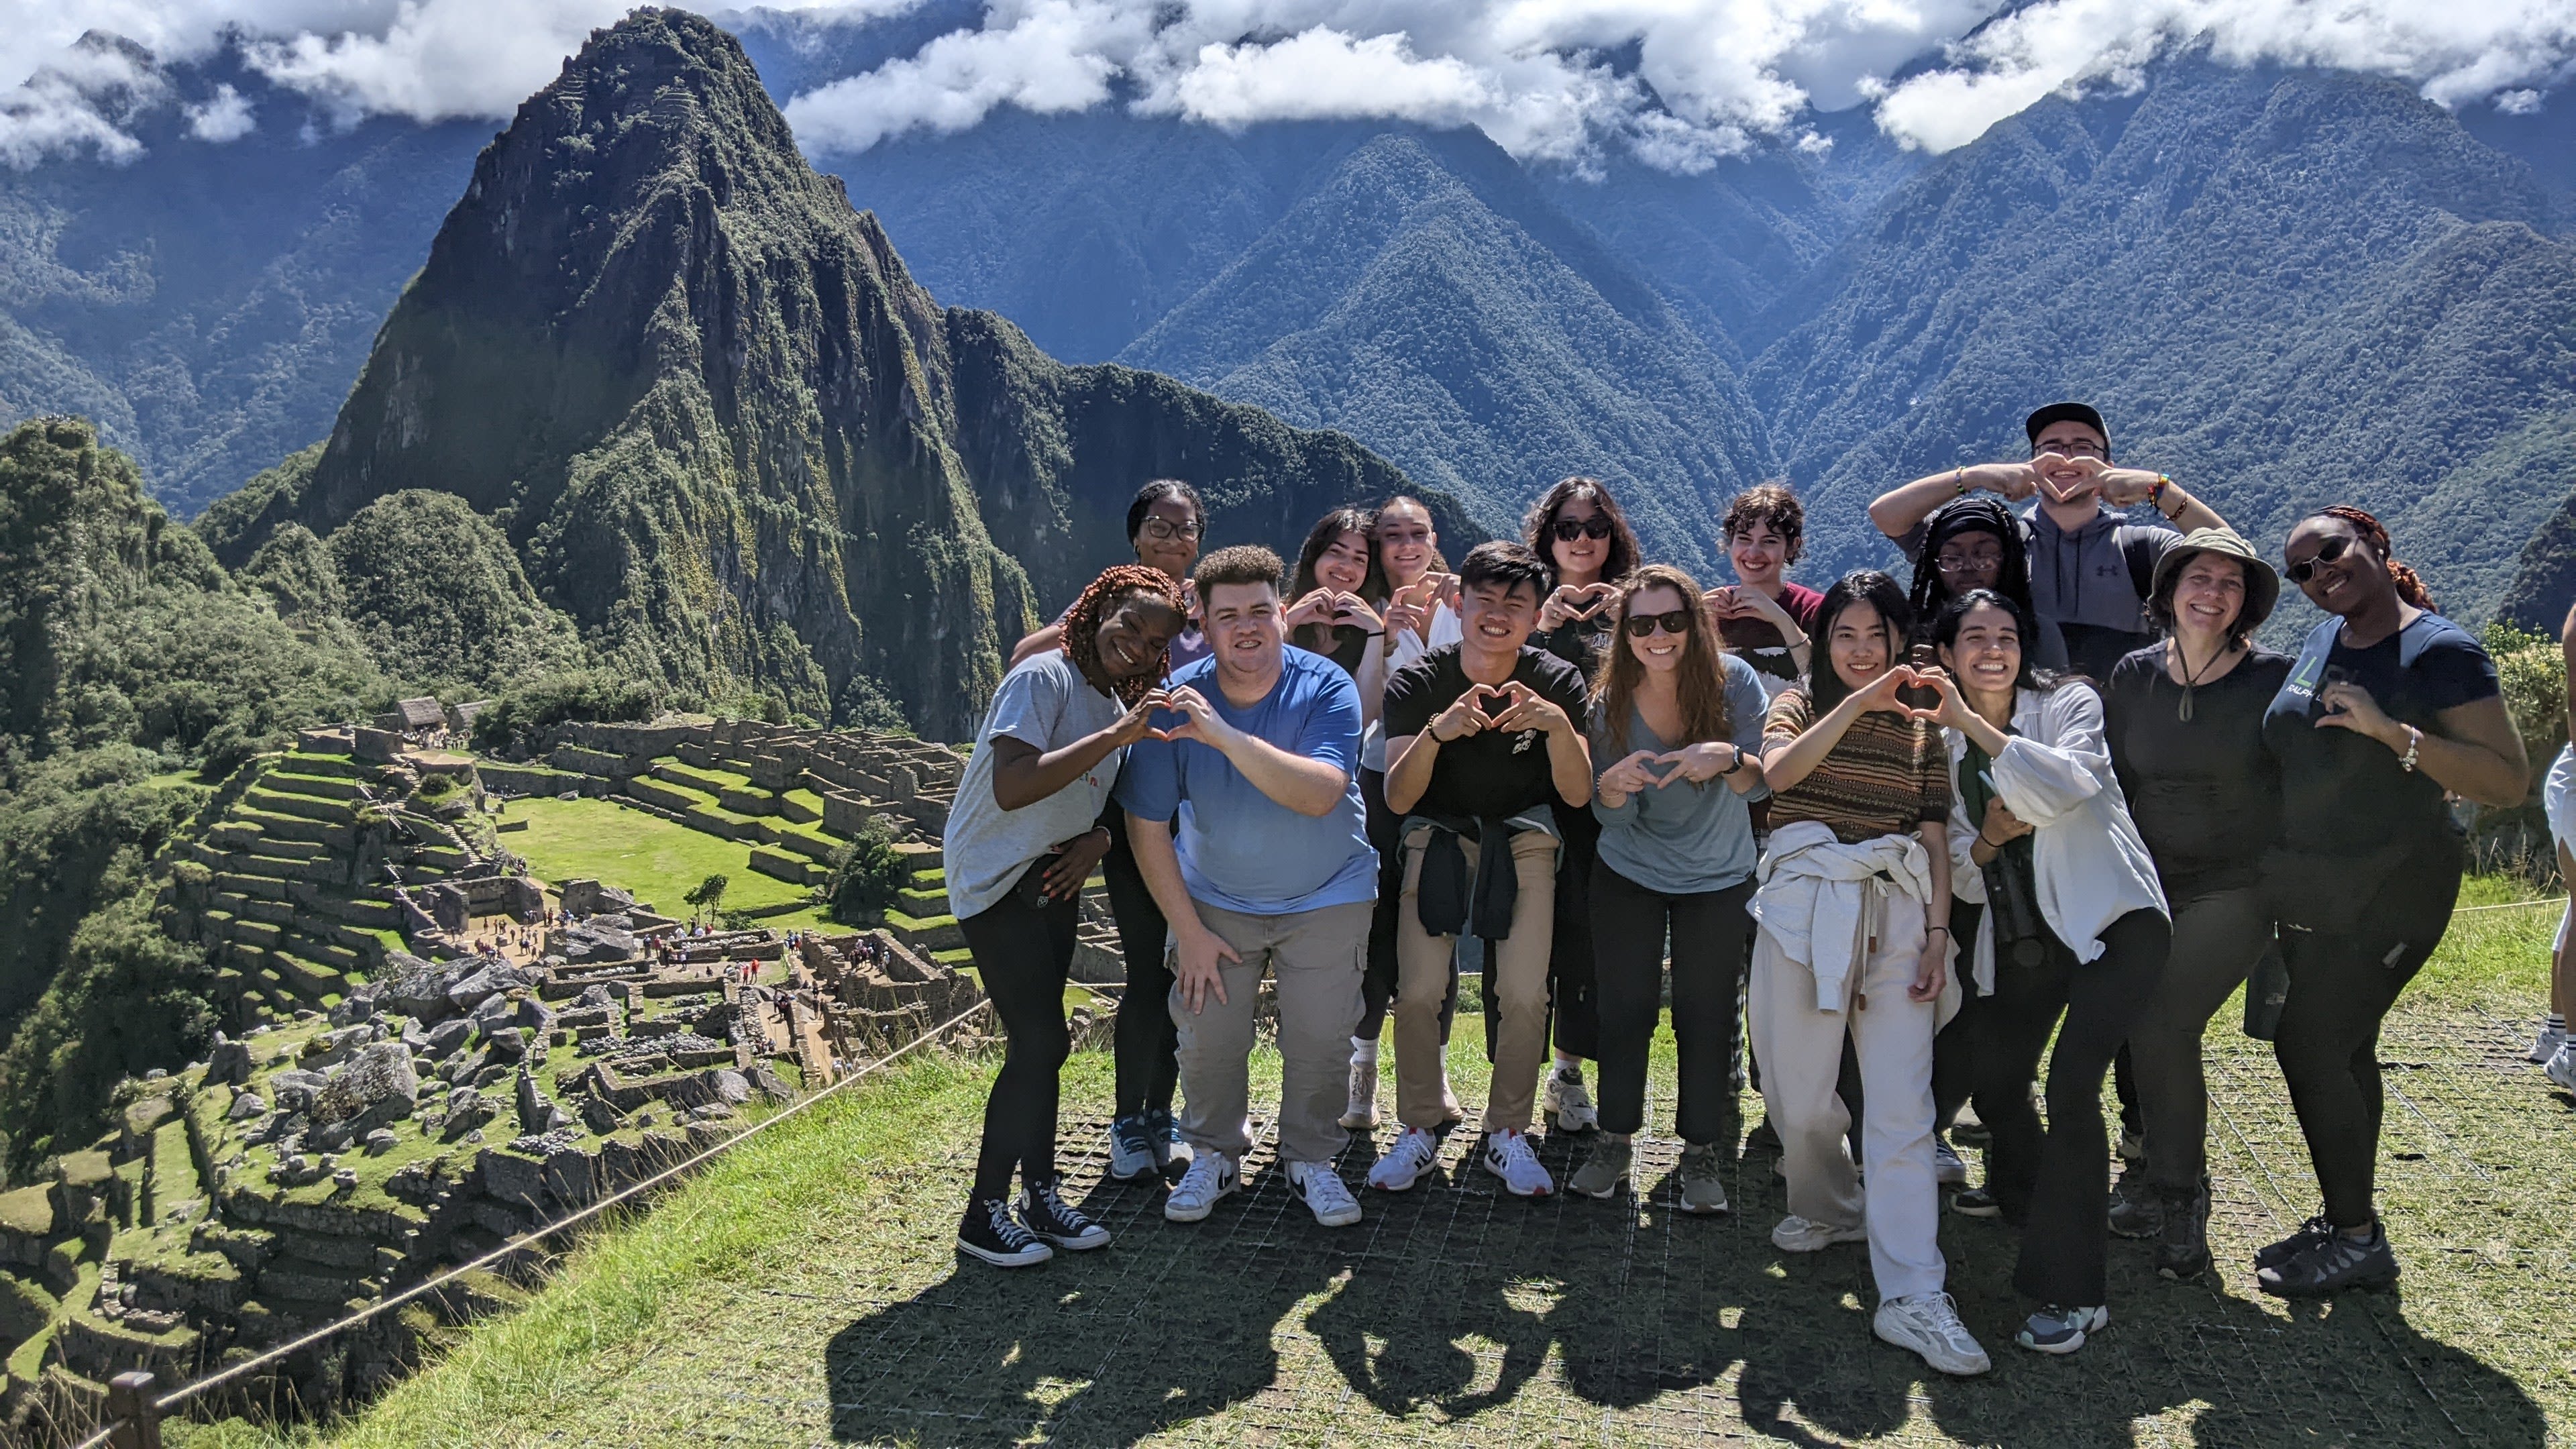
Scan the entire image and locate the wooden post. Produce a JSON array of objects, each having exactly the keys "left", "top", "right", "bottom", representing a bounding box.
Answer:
[{"left": 105, "top": 1370, "right": 164, "bottom": 1449}]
